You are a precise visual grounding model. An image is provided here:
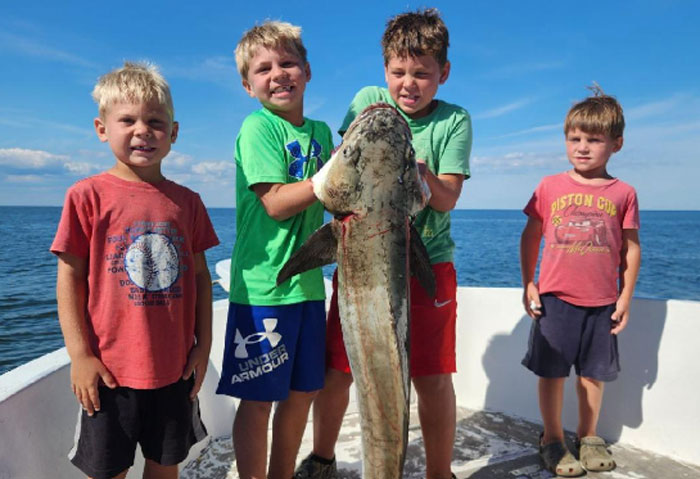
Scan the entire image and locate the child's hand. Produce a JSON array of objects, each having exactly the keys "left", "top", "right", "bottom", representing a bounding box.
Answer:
[
  {"left": 70, "top": 354, "right": 117, "bottom": 416},
  {"left": 416, "top": 159, "right": 428, "bottom": 176},
  {"left": 183, "top": 343, "right": 210, "bottom": 400},
  {"left": 611, "top": 297, "right": 631, "bottom": 334},
  {"left": 415, "top": 159, "right": 432, "bottom": 203},
  {"left": 523, "top": 283, "right": 542, "bottom": 319}
]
